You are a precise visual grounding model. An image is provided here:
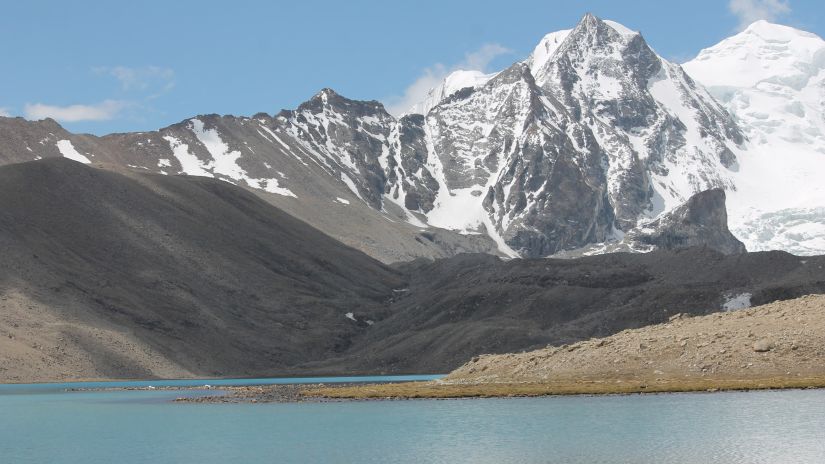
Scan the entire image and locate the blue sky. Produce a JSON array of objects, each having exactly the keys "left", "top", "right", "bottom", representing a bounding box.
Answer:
[{"left": 1, "top": 0, "right": 822, "bottom": 135}]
